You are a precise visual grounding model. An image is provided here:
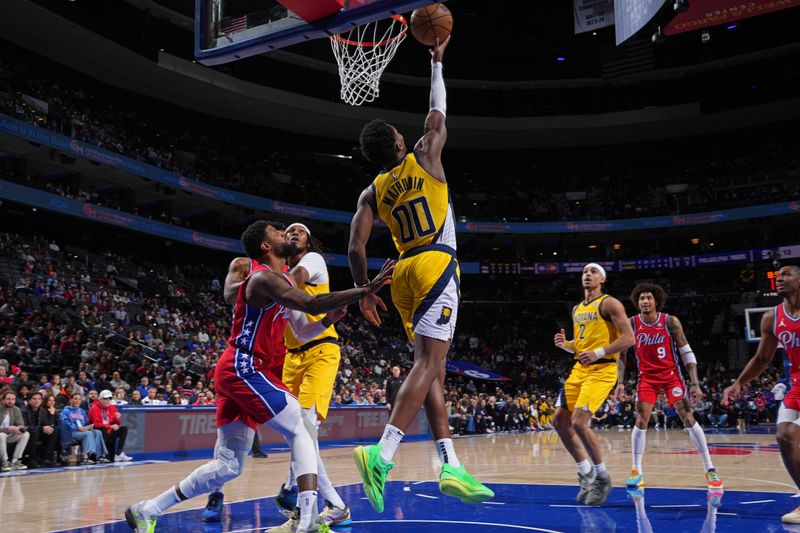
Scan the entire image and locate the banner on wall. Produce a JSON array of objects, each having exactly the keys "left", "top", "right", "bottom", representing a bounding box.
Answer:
[
  {"left": 574, "top": 0, "right": 615, "bottom": 33},
  {"left": 446, "top": 360, "right": 510, "bottom": 381},
  {"left": 614, "top": 0, "right": 666, "bottom": 45},
  {"left": 3, "top": 114, "right": 800, "bottom": 235},
  {"left": 122, "top": 405, "right": 429, "bottom": 456},
  {"left": 665, "top": 0, "right": 800, "bottom": 36}
]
